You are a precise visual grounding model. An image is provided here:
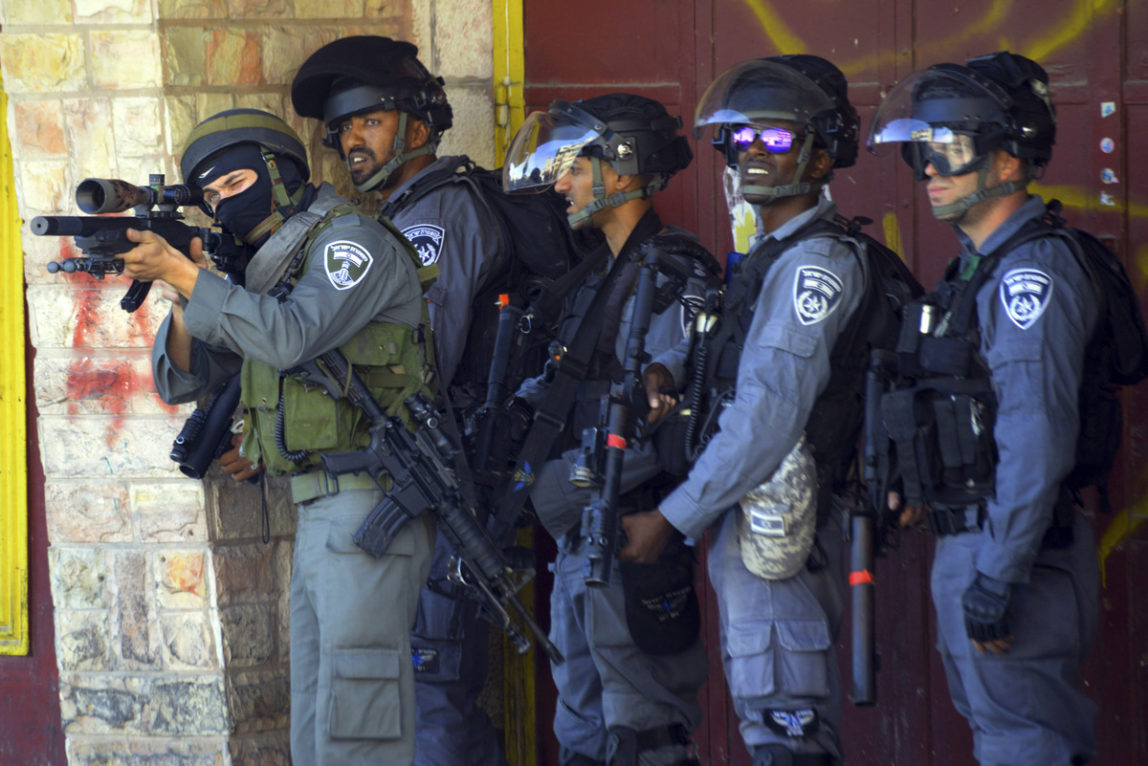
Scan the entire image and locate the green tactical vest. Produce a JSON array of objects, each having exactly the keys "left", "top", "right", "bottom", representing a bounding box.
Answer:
[{"left": 238, "top": 204, "right": 437, "bottom": 476}]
